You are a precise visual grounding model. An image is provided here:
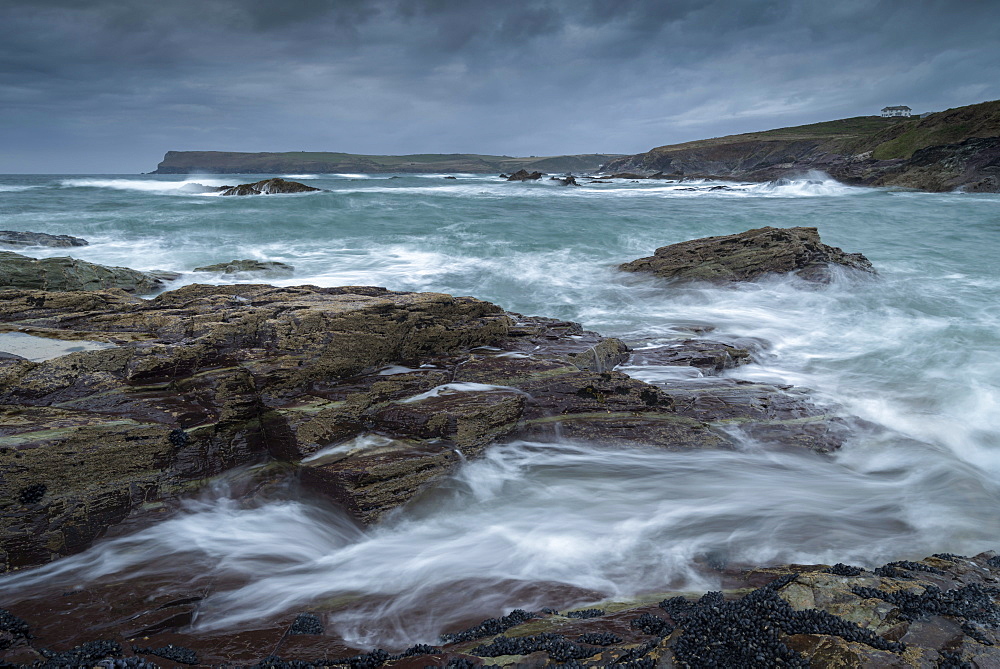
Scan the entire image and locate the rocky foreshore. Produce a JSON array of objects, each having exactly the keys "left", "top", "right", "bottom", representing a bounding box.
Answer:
[{"left": 0, "top": 229, "right": 996, "bottom": 666}]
